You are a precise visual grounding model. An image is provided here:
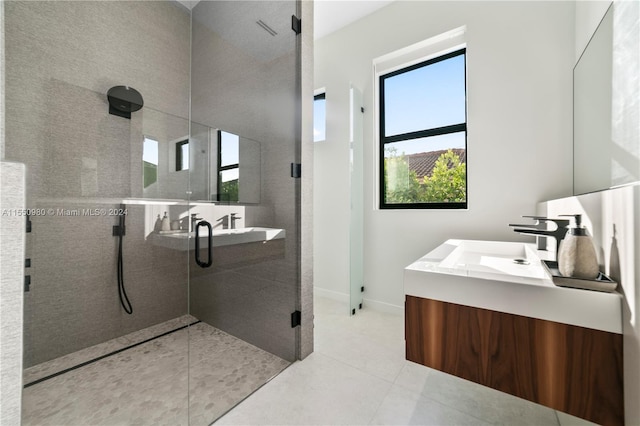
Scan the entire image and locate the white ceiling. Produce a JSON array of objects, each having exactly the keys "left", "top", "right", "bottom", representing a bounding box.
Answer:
[
  {"left": 313, "top": 1, "right": 394, "bottom": 39},
  {"left": 176, "top": 0, "right": 395, "bottom": 40}
]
